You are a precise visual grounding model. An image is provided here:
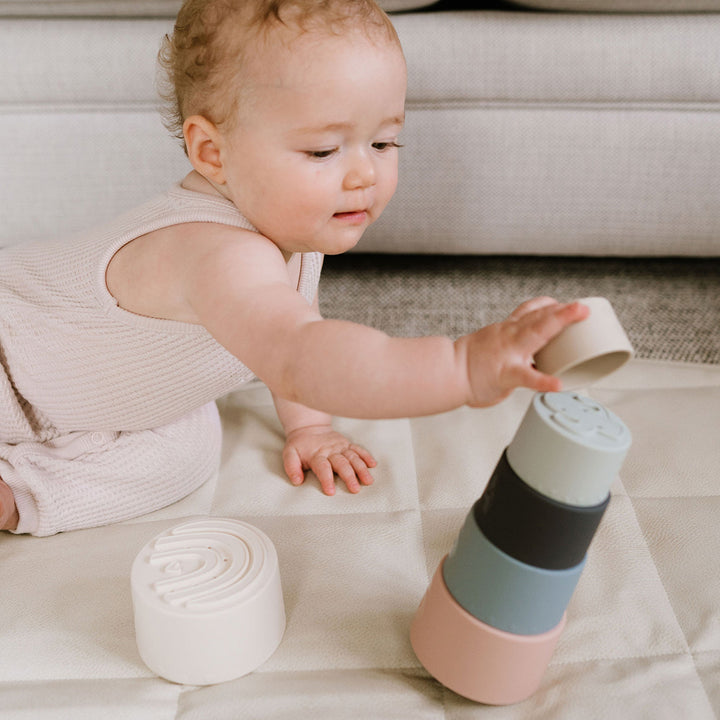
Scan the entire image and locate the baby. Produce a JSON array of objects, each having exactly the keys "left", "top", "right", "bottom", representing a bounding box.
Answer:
[{"left": 0, "top": 0, "right": 588, "bottom": 536}]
